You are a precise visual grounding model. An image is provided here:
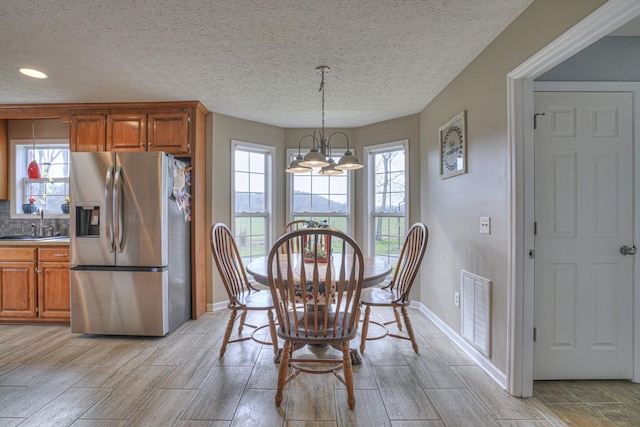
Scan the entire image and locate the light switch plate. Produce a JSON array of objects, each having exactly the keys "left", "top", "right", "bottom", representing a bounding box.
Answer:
[{"left": 480, "top": 216, "right": 491, "bottom": 234}]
